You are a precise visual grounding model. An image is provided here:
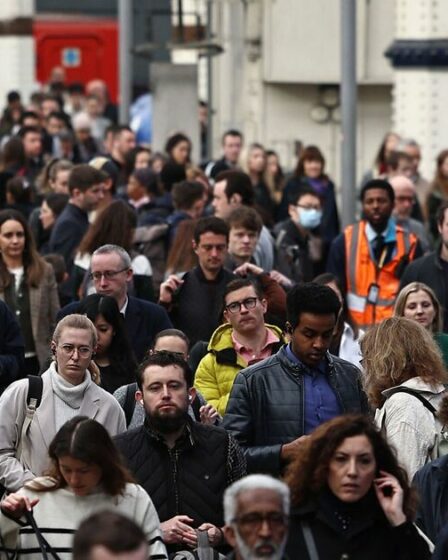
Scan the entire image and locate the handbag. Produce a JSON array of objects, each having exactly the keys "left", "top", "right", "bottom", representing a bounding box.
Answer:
[{"left": 170, "top": 530, "right": 226, "bottom": 560}]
